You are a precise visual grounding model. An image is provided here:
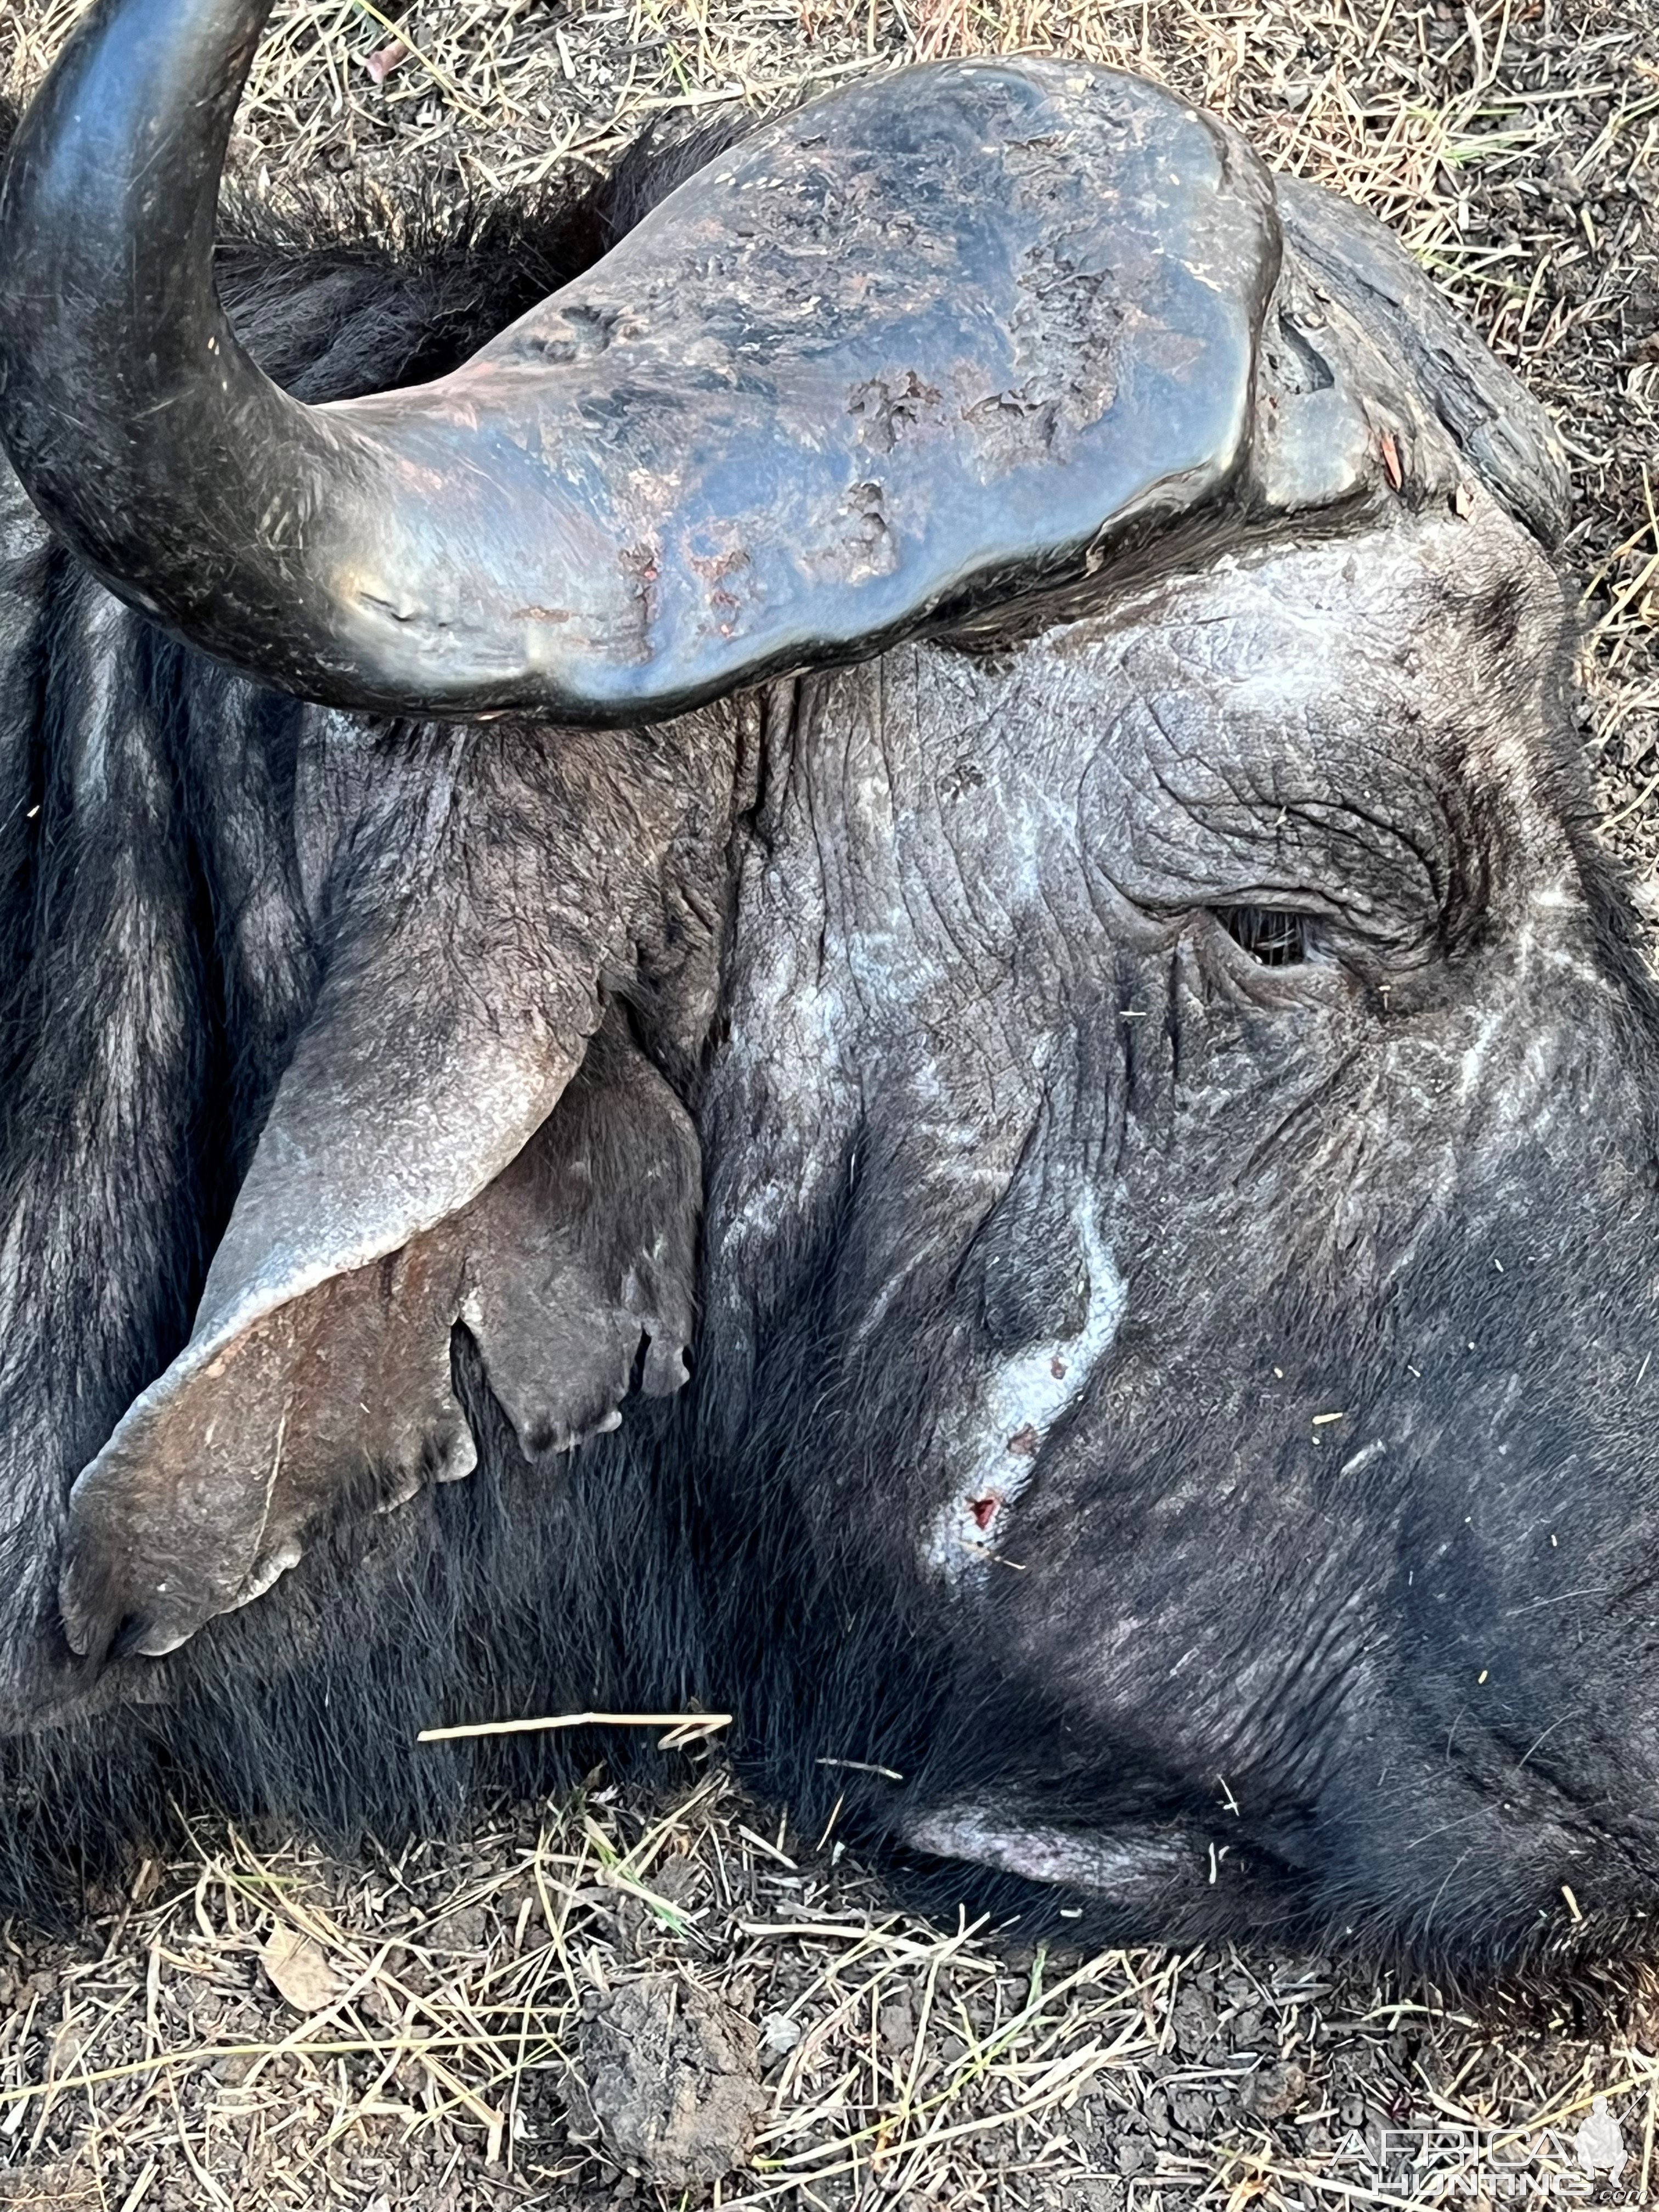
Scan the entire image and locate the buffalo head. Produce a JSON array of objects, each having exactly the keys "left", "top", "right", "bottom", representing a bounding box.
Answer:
[{"left": 1, "top": 0, "right": 1654, "bottom": 1980}]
